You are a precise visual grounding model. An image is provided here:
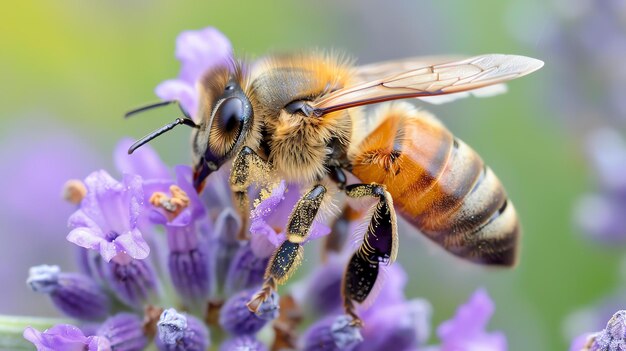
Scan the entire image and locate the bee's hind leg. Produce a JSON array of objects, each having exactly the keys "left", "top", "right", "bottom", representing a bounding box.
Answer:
[
  {"left": 247, "top": 184, "right": 327, "bottom": 313},
  {"left": 341, "top": 183, "right": 398, "bottom": 326},
  {"left": 229, "top": 146, "right": 272, "bottom": 240}
]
